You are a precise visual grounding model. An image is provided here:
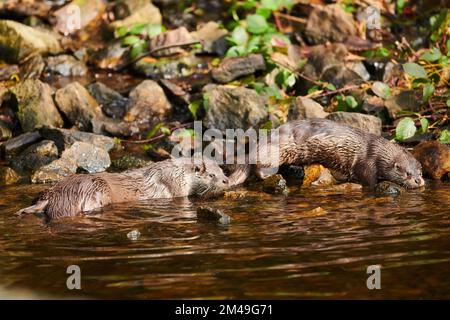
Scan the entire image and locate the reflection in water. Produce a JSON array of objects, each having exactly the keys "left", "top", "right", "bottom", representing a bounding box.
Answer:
[{"left": 0, "top": 181, "right": 449, "bottom": 299}]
